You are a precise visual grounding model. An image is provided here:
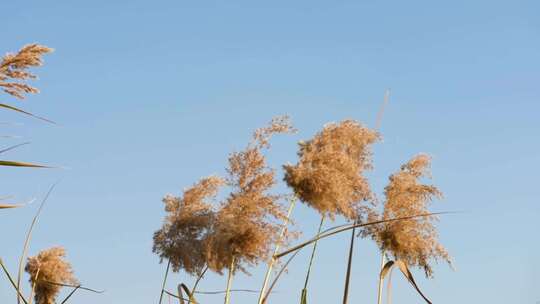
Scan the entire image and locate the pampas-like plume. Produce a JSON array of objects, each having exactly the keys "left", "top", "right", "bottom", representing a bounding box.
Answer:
[
  {"left": 153, "top": 176, "right": 224, "bottom": 276},
  {"left": 0, "top": 44, "right": 53, "bottom": 99},
  {"left": 366, "top": 154, "right": 451, "bottom": 277},
  {"left": 284, "top": 119, "right": 379, "bottom": 220},
  {"left": 205, "top": 115, "right": 296, "bottom": 274},
  {"left": 24, "top": 247, "right": 78, "bottom": 304}
]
